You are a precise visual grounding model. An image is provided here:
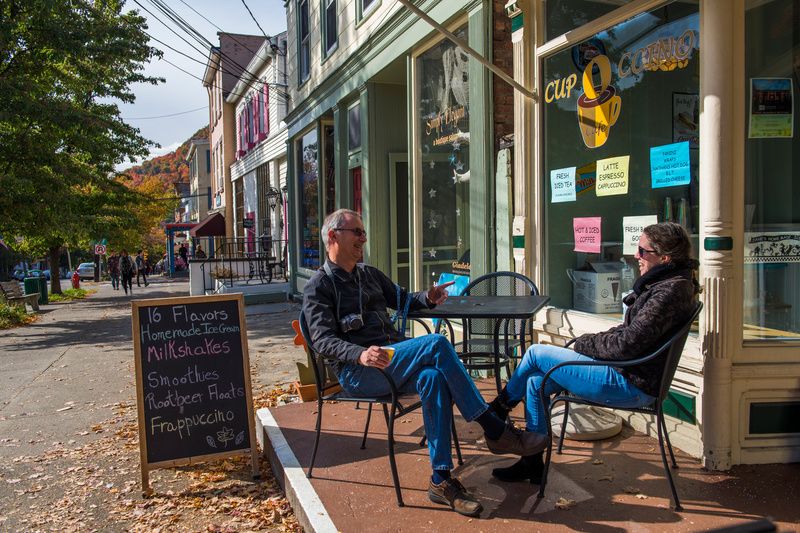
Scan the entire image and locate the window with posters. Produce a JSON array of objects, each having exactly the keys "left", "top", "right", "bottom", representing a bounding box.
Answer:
[
  {"left": 416, "top": 24, "right": 472, "bottom": 287},
  {"left": 743, "top": 0, "right": 800, "bottom": 340},
  {"left": 542, "top": 2, "right": 700, "bottom": 316},
  {"left": 297, "top": 128, "right": 320, "bottom": 269}
]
